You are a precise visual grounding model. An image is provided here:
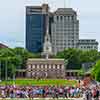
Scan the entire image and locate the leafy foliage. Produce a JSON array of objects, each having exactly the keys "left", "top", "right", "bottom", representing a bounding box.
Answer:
[
  {"left": 0, "top": 47, "right": 100, "bottom": 80},
  {"left": 0, "top": 47, "right": 41, "bottom": 80},
  {"left": 91, "top": 60, "right": 100, "bottom": 82},
  {"left": 55, "top": 48, "right": 100, "bottom": 70},
  {"left": 78, "top": 68, "right": 85, "bottom": 76}
]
